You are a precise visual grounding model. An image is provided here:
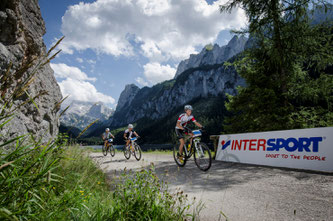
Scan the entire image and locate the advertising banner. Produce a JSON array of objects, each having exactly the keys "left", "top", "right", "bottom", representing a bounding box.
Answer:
[{"left": 215, "top": 127, "right": 333, "bottom": 172}]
